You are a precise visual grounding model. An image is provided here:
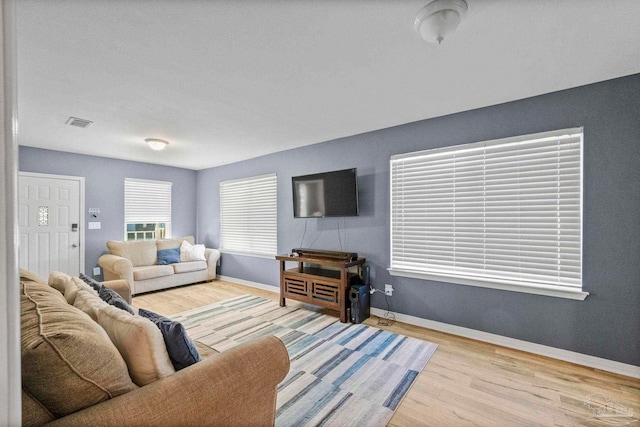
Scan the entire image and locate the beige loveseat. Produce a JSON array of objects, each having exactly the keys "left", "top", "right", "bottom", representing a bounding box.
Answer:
[
  {"left": 21, "top": 270, "right": 289, "bottom": 426},
  {"left": 98, "top": 236, "right": 221, "bottom": 295}
]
